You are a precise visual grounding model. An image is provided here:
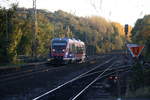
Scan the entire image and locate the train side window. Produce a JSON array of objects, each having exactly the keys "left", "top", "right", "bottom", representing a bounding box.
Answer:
[
  {"left": 77, "top": 46, "right": 79, "bottom": 54},
  {"left": 72, "top": 44, "right": 76, "bottom": 53},
  {"left": 80, "top": 47, "right": 83, "bottom": 53},
  {"left": 78, "top": 46, "right": 82, "bottom": 54},
  {"left": 75, "top": 45, "right": 77, "bottom": 54},
  {"left": 69, "top": 44, "right": 71, "bottom": 52}
]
